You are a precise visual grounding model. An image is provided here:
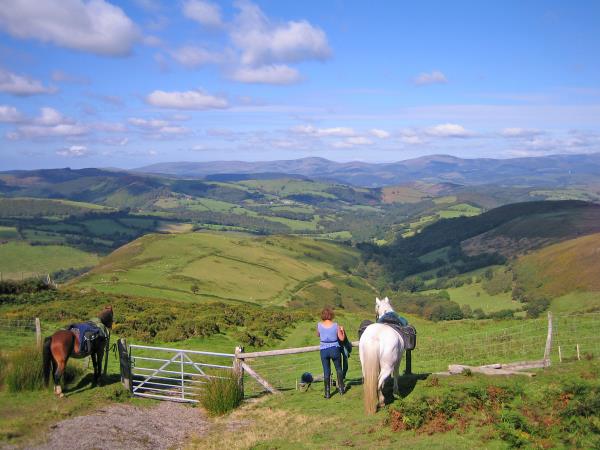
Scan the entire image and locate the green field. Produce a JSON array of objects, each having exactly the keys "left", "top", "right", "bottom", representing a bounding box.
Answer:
[
  {"left": 423, "top": 283, "right": 521, "bottom": 313},
  {"left": 75, "top": 232, "right": 364, "bottom": 305},
  {"left": 0, "top": 242, "right": 98, "bottom": 278},
  {"left": 0, "top": 226, "right": 18, "bottom": 239}
]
